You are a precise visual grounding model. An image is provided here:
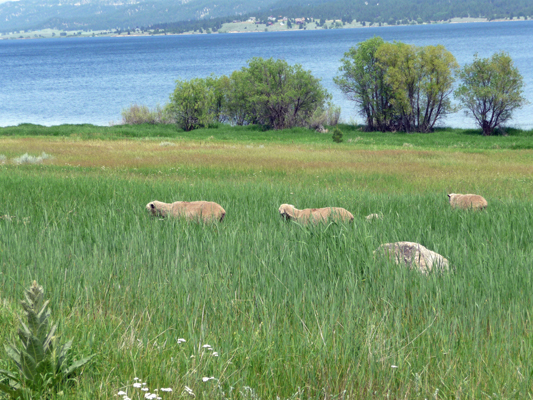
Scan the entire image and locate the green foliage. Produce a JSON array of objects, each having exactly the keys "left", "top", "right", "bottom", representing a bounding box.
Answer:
[
  {"left": 332, "top": 126, "right": 343, "bottom": 142},
  {"left": 335, "top": 37, "right": 458, "bottom": 133},
  {"left": 308, "top": 102, "right": 342, "bottom": 130},
  {"left": 0, "top": 281, "right": 93, "bottom": 399},
  {"left": 238, "top": 57, "right": 331, "bottom": 130},
  {"left": 223, "top": 69, "right": 260, "bottom": 126},
  {"left": 204, "top": 74, "right": 230, "bottom": 123},
  {"left": 455, "top": 52, "right": 528, "bottom": 136},
  {"left": 334, "top": 36, "right": 393, "bottom": 132},
  {"left": 162, "top": 59, "right": 330, "bottom": 132},
  {"left": 120, "top": 103, "right": 170, "bottom": 125},
  {"left": 166, "top": 78, "right": 216, "bottom": 131},
  {"left": 376, "top": 41, "right": 459, "bottom": 132}
]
